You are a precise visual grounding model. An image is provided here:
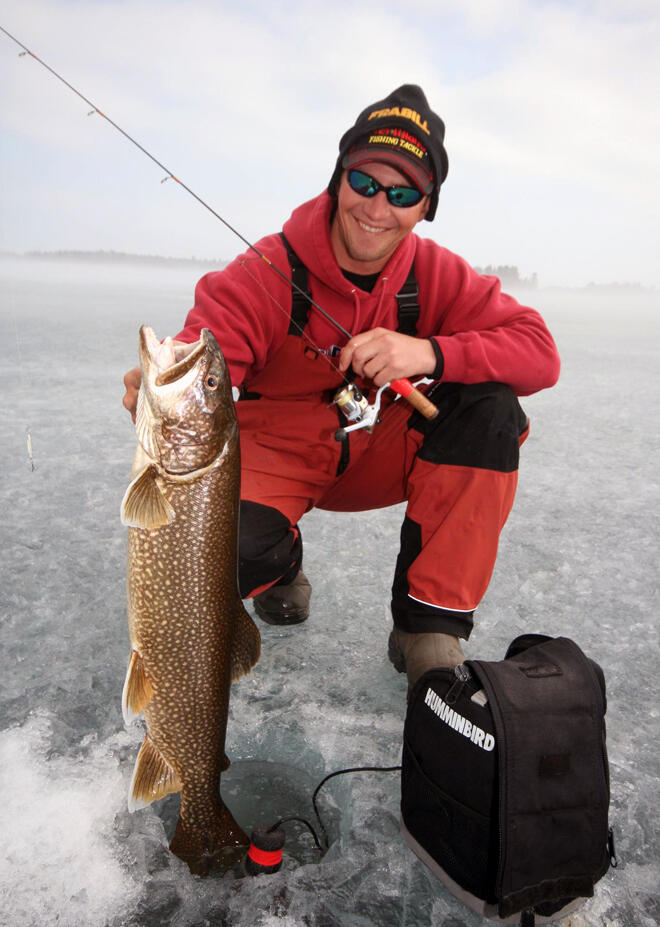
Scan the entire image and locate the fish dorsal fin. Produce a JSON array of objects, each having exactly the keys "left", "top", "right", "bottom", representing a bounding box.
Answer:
[
  {"left": 121, "top": 465, "right": 174, "bottom": 529},
  {"left": 230, "top": 605, "right": 261, "bottom": 682},
  {"left": 128, "top": 736, "right": 182, "bottom": 811},
  {"left": 122, "top": 650, "right": 154, "bottom": 723}
]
